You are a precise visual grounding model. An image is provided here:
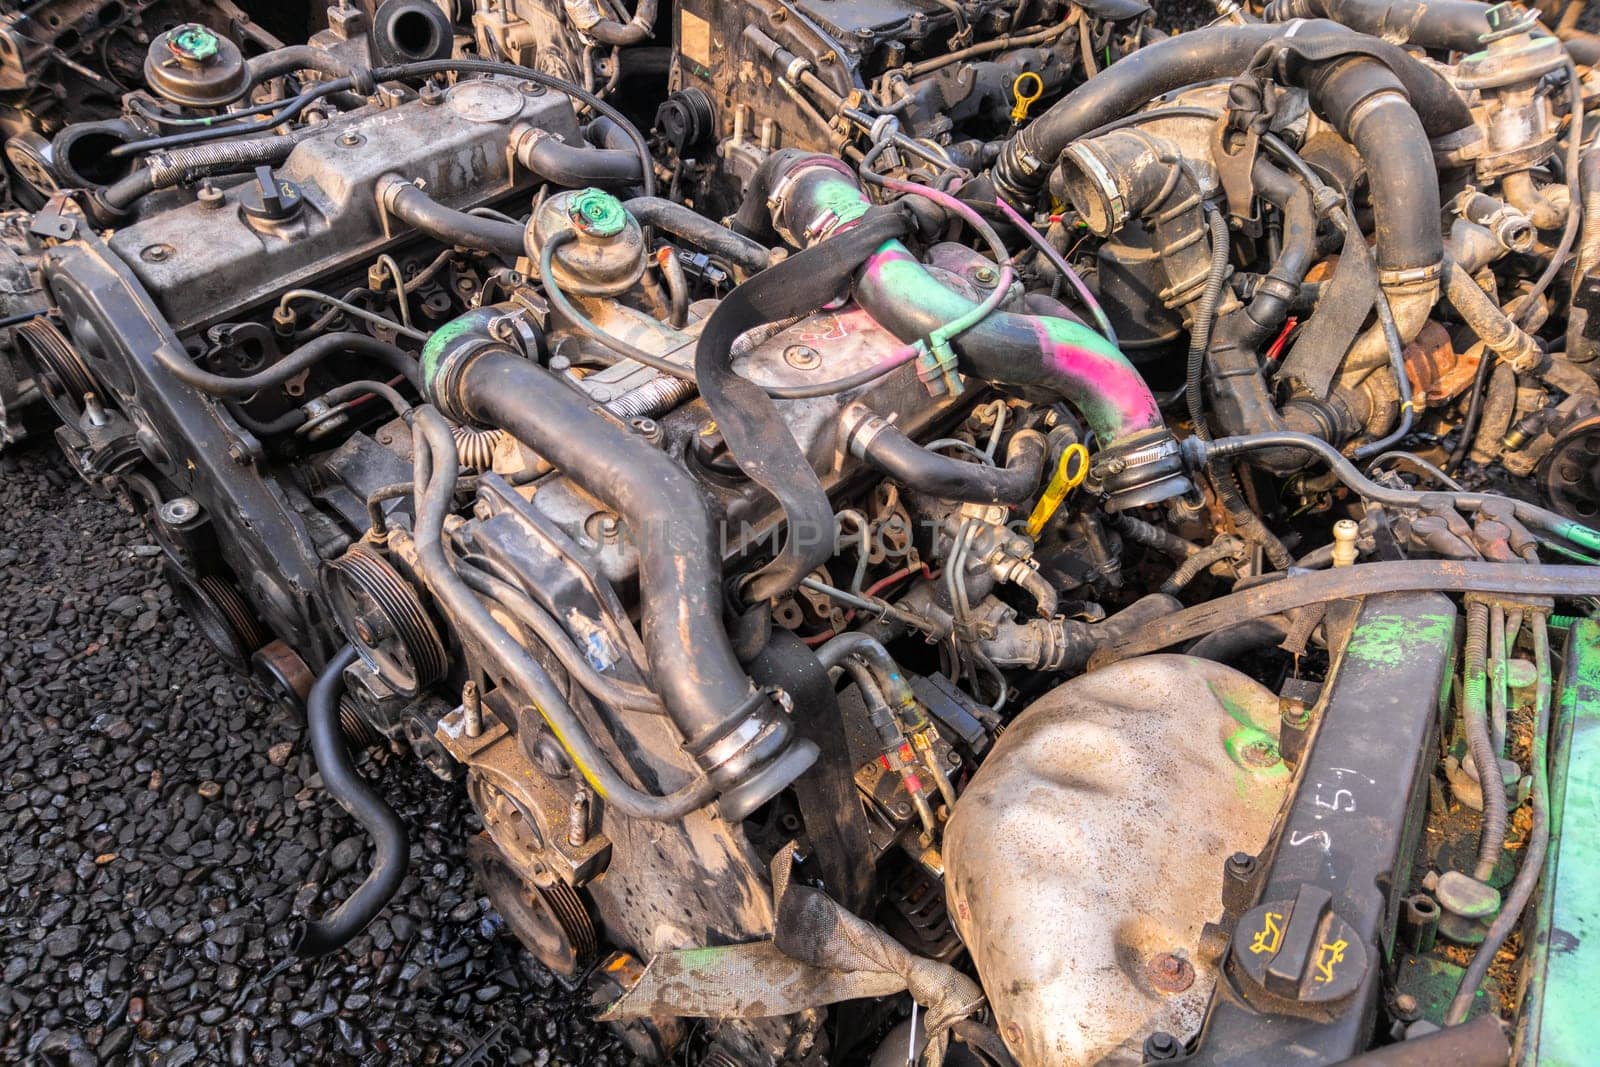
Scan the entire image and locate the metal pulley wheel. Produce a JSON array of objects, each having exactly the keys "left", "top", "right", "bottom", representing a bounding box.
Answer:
[
  {"left": 166, "top": 566, "right": 268, "bottom": 665},
  {"left": 466, "top": 833, "right": 595, "bottom": 977},
  {"left": 322, "top": 543, "right": 447, "bottom": 697},
  {"left": 14, "top": 316, "right": 96, "bottom": 424},
  {"left": 1540, "top": 414, "right": 1600, "bottom": 530}
]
